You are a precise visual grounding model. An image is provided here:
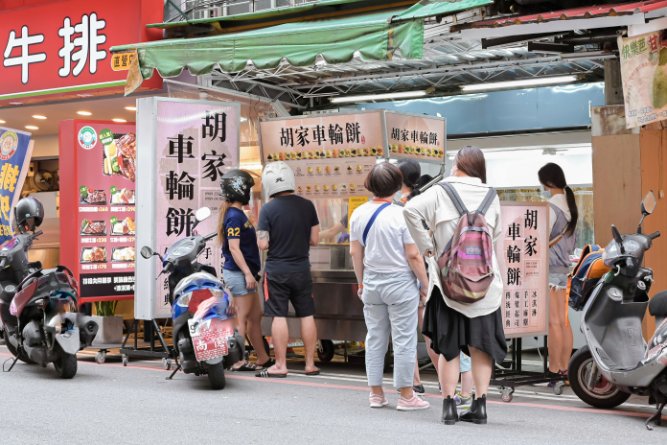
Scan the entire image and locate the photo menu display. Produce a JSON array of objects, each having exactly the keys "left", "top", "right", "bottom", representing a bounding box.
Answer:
[{"left": 63, "top": 121, "right": 137, "bottom": 300}]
